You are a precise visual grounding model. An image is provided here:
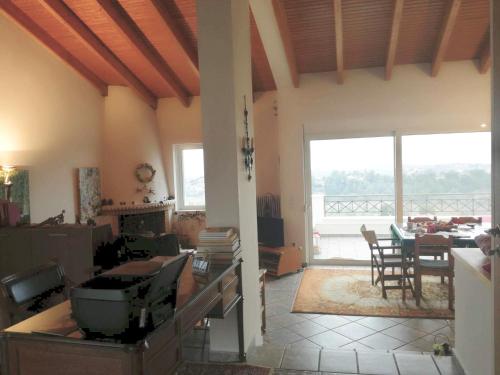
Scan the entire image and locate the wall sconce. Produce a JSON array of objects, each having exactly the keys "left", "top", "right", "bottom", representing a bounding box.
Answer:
[
  {"left": 241, "top": 96, "right": 254, "bottom": 181},
  {"left": 1, "top": 165, "right": 15, "bottom": 201}
]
